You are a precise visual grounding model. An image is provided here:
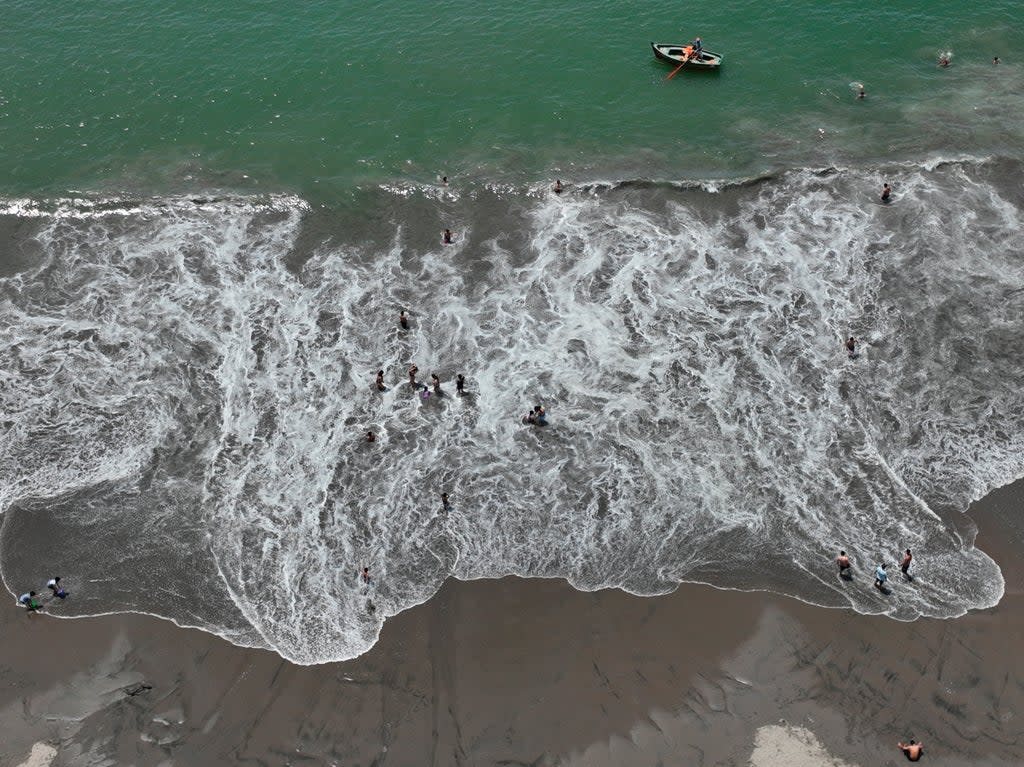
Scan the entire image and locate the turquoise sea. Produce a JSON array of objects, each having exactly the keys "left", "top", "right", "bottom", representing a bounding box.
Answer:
[
  {"left": 3, "top": 0, "right": 1021, "bottom": 197},
  {"left": 2, "top": 1, "right": 1023, "bottom": 663}
]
